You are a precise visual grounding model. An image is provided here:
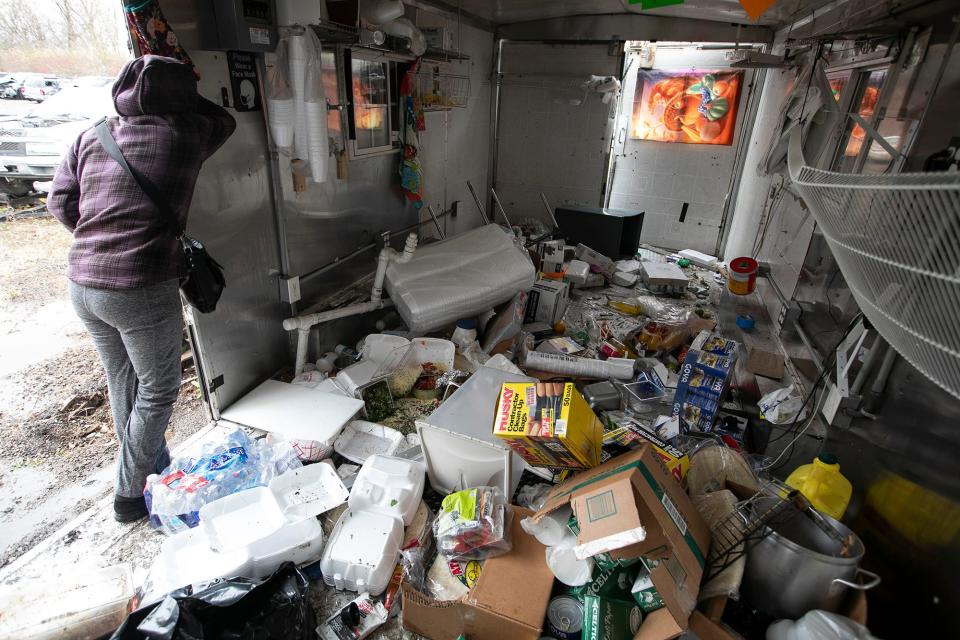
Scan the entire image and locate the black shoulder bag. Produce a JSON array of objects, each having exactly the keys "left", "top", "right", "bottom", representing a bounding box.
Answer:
[{"left": 94, "top": 118, "right": 225, "bottom": 313}]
